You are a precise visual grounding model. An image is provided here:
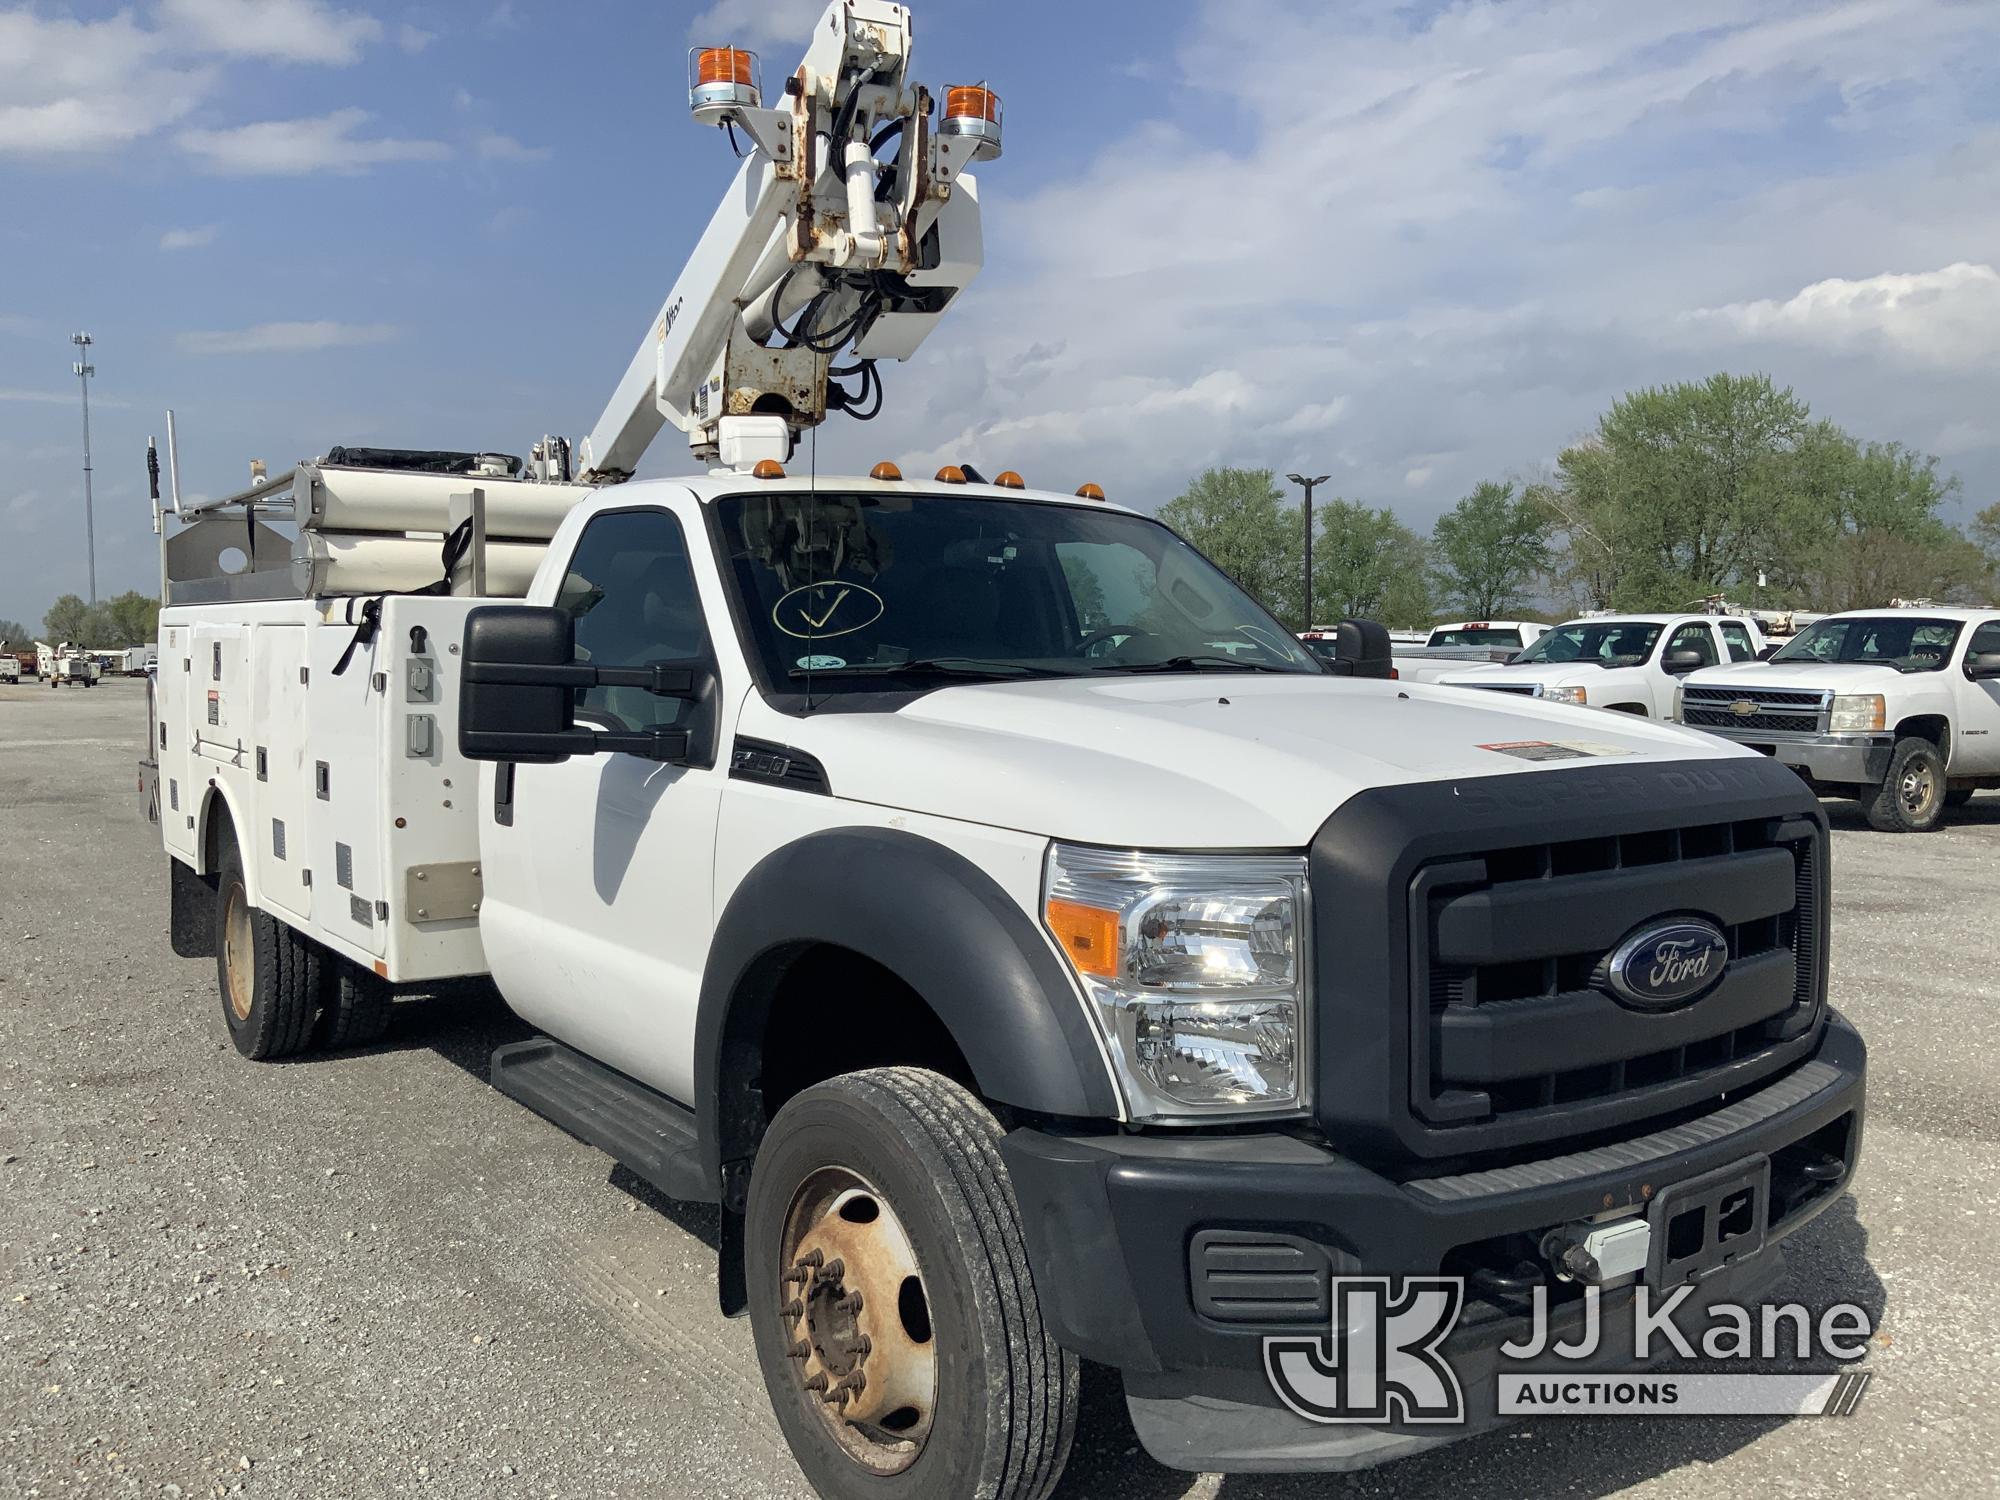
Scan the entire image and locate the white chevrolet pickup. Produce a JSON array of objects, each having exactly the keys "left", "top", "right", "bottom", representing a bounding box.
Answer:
[
  {"left": 149, "top": 466, "right": 1867, "bottom": 1494},
  {"left": 1439, "top": 612, "right": 1765, "bottom": 716},
  {"left": 1677, "top": 607, "right": 2000, "bottom": 831}
]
